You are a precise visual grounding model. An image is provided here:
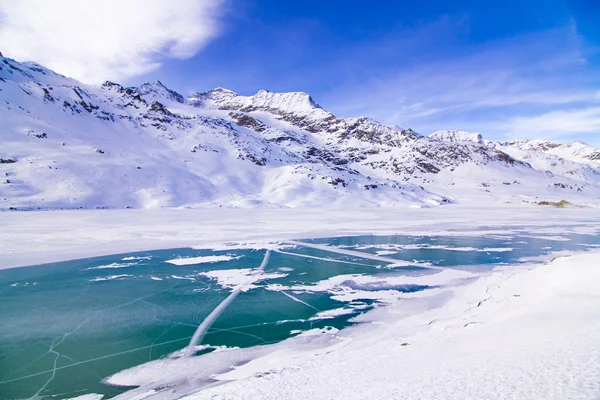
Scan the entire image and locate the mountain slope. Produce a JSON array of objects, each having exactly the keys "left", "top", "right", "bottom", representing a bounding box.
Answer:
[{"left": 1, "top": 55, "right": 599, "bottom": 210}]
